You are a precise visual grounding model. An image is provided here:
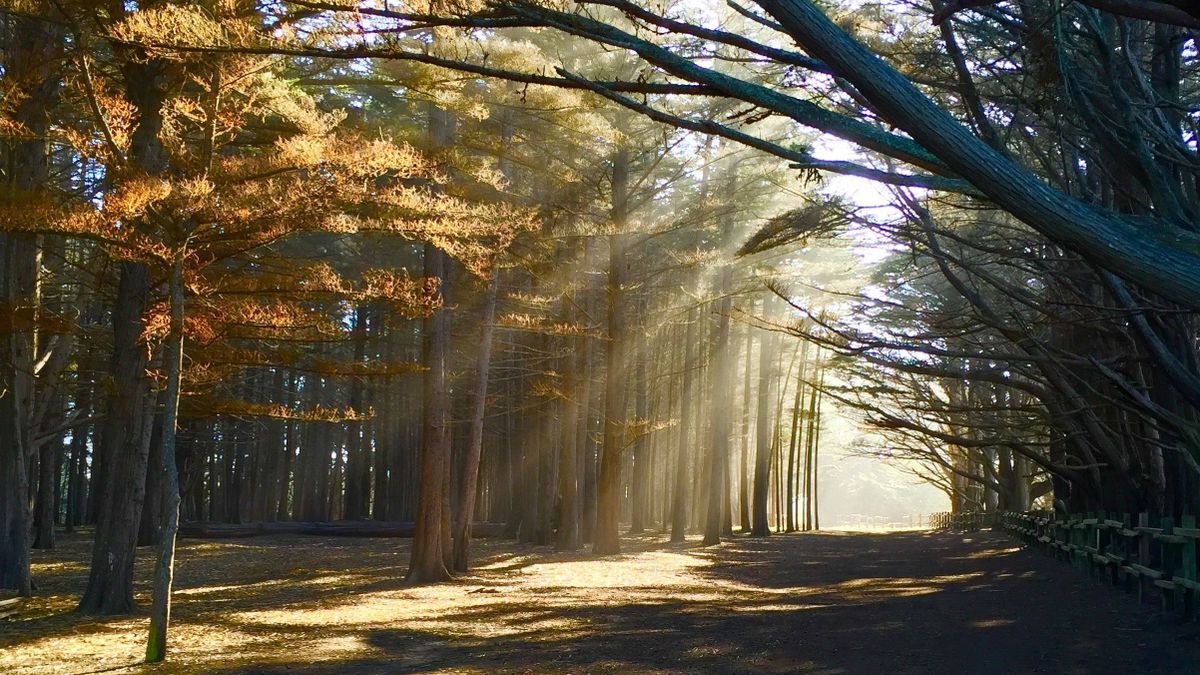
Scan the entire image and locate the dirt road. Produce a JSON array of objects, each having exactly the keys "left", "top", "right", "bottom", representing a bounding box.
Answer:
[{"left": 5, "top": 530, "right": 1199, "bottom": 673}]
